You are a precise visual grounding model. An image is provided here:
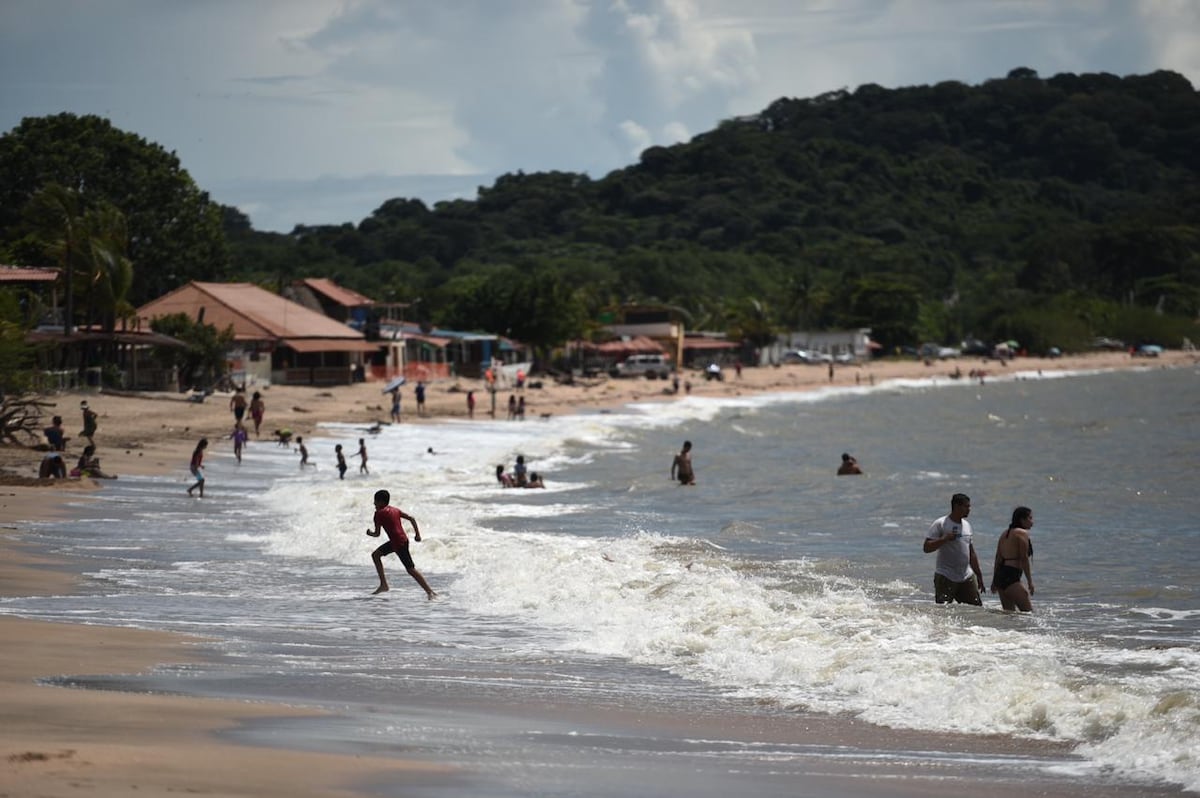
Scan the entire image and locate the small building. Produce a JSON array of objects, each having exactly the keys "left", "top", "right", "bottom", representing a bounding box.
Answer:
[
  {"left": 599, "top": 305, "right": 687, "bottom": 365},
  {"left": 283, "top": 278, "right": 375, "bottom": 328},
  {"left": 375, "top": 321, "right": 531, "bottom": 381},
  {"left": 0, "top": 264, "right": 60, "bottom": 326},
  {"left": 137, "top": 282, "right": 379, "bottom": 386}
]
